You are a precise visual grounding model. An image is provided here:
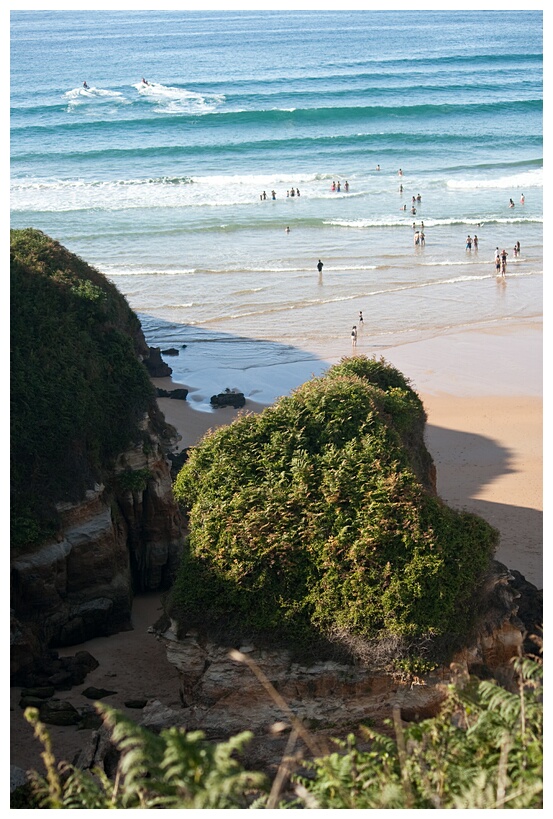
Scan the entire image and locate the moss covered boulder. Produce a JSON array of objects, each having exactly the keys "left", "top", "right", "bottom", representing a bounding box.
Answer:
[{"left": 171, "top": 357, "right": 498, "bottom": 662}]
